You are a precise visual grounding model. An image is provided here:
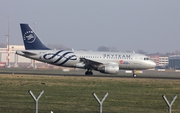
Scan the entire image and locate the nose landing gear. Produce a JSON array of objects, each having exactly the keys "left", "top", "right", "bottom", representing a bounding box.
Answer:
[{"left": 133, "top": 70, "right": 137, "bottom": 77}]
